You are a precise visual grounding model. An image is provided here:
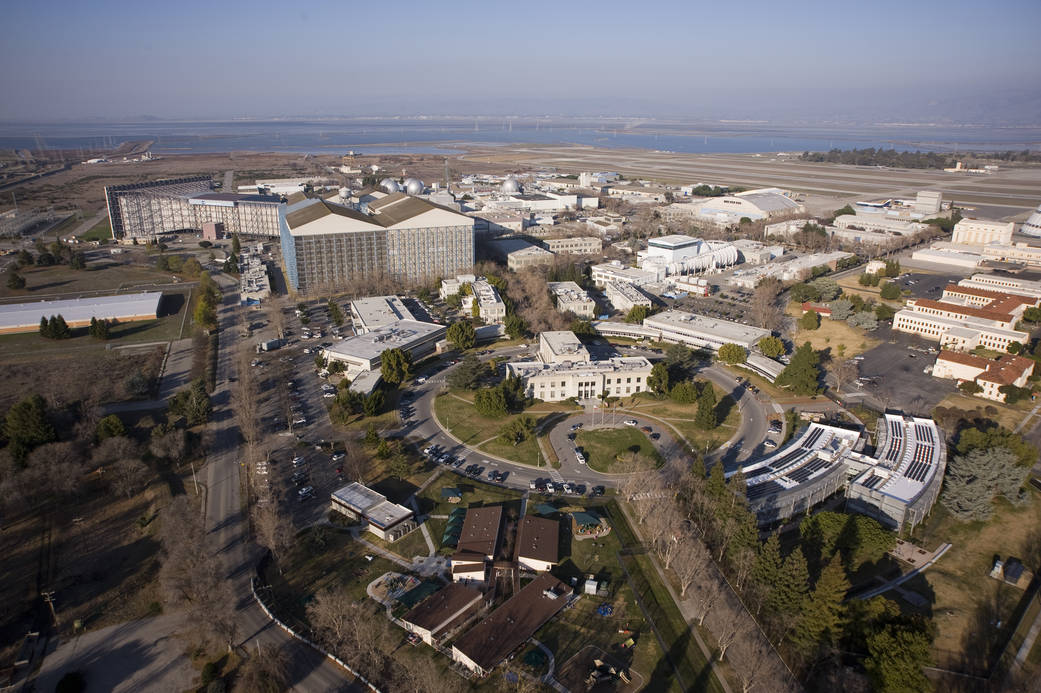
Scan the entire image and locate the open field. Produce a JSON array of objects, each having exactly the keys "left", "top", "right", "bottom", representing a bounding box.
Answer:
[
  {"left": 786, "top": 301, "right": 881, "bottom": 358},
  {"left": 79, "top": 217, "right": 112, "bottom": 242},
  {"left": 434, "top": 391, "right": 577, "bottom": 466},
  {"left": 575, "top": 427, "right": 662, "bottom": 473},
  {"left": 910, "top": 495, "right": 1041, "bottom": 672},
  {"left": 934, "top": 392, "right": 1034, "bottom": 431},
  {"left": 0, "top": 261, "right": 181, "bottom": 299}
]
